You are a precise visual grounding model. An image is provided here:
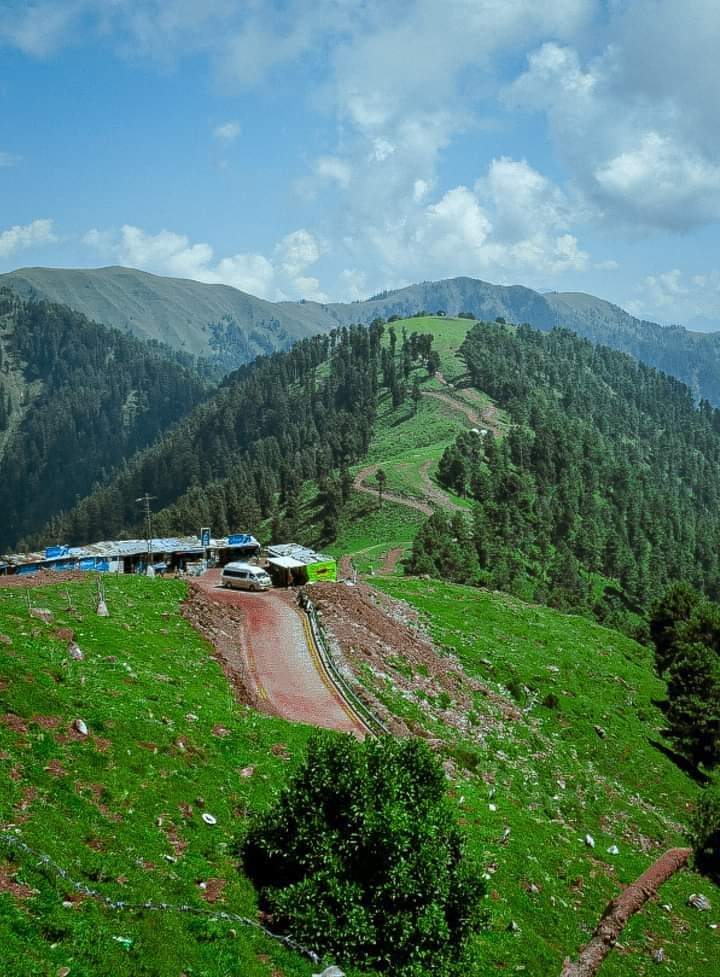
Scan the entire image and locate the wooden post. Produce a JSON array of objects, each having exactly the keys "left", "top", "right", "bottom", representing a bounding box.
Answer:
[{"left": 560, "top": 847, "right": 691, "bottom": 977}]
